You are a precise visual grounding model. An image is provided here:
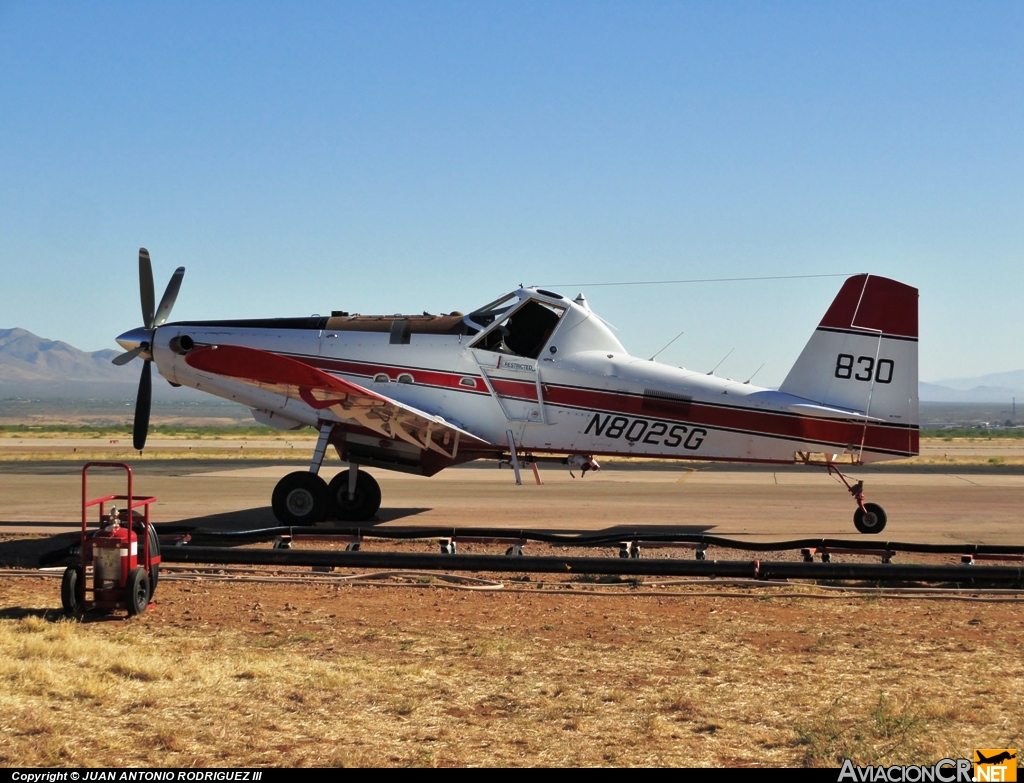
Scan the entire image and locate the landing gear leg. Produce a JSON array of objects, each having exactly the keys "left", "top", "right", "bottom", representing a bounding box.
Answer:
[
  {"left": 348, "top": 463, "right": 358, "bottom": 501},
  {"left": 309, "top": 421, "right": 333, "bottom": 474},
  {"left": 828, "top": 464, "right": 887, "bottom": 535},
  {"left": 506, "top": 429, "right": 522, "bottom": 486},
  {"left": 270, "top": 422, "right": 332, "bottom": 526}
]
